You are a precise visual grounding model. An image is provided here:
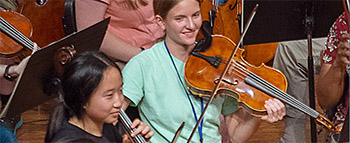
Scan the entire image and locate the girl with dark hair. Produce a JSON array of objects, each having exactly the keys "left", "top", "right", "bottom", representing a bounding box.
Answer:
[
  {"left": 45, "top": 51, "right": 153, "bottom": 142},
  {"left": 121, "top": 0, "right": 285, "bottom": 143}
]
